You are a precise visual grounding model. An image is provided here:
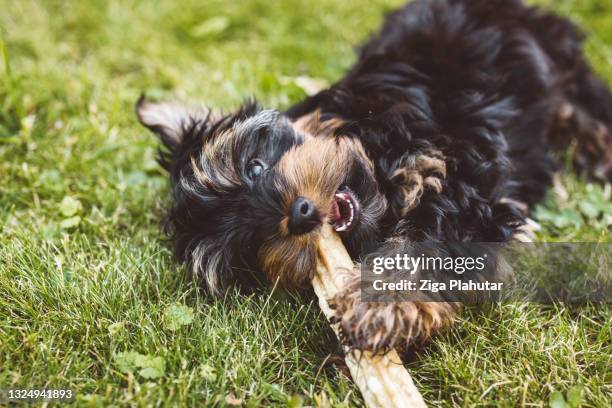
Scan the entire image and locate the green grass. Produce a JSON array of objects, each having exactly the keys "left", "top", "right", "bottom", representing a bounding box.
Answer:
[{"left": 0, "top": 0, "right": 610, "bottom": 406}]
